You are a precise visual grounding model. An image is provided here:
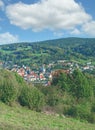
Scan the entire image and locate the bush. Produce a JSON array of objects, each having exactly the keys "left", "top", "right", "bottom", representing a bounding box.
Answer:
[
  {"left": 88, "top": 113, "right": 95, "bottom": 123},
  {"left": 75, "top": 103, "right": 91, "bottom": 120},
  {"left": 91, "top": 102, "right": 95, "bottom": 113},
  {"left": 14, "top": 72, "right": 27, "bottom": 87},
  {"left": 46, "top": 87, "right": 62, "bottom": 107},
  {"left": 0, "top": 69, "right": 19, "bottom": 104},
  {"left": 65, "top": 102, "right": 92, "bottom": 122},
  {"left": 71, "top": 69, "right": 93, "bottom": 100},
  {"left": 19, "top": 86, "right": 45, "bottom": 111}
]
